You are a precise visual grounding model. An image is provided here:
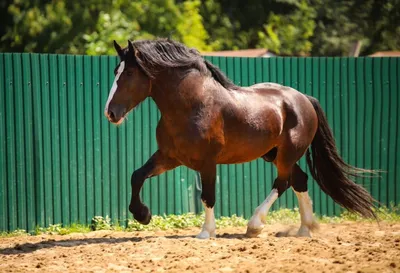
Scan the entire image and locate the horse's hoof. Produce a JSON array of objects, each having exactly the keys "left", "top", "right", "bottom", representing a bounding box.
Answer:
[
  {"left": 296, "top": 226, "right": 311, "bottom": 237},
  {"left": 130, "top": 204, "right": 152, "bottom": 225},
  {"left": 137, "top": 212, "right": 152, "bottom": 225},
  {"left": 296, "top": 230, "right": 311, "bottom": 237},
  {"left": 310, "top": 220, "right": 320, "bottom": 231},
  {"left": 196, "top": 230, "right": 216, "bottom": 239},
  {"left": 245, "top": 226, "right": 262, "bottom": 238}
]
